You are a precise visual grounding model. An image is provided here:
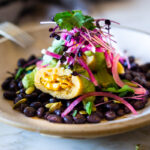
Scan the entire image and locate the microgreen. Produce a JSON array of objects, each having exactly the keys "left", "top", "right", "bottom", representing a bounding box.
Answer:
[{"left": 54, "top": 10, "right": 95, "bottom": 31}]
